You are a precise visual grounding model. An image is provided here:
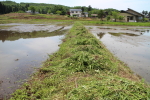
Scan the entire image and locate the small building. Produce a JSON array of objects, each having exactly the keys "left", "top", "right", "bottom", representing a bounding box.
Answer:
[
  {"left": 26, "top": 10, "right": 39, "bottom": 14},
  {"left": 82, "top": 12, "right": 88, "bottom": 17},
  {"left": 91, "top": 14, "right": 98, "bottom": 18},
  {"left": 120, "top": 8, "right": 144, "bottom": 22},
  {"left": 69, "top": 9, "right": 82, "bottom": 17}
]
